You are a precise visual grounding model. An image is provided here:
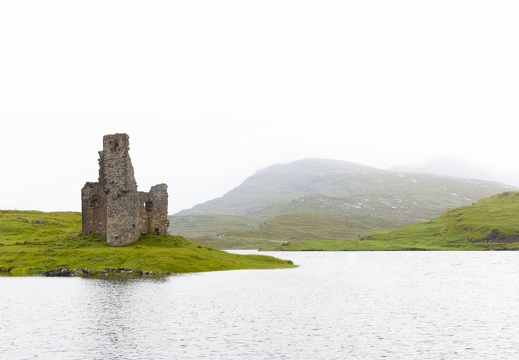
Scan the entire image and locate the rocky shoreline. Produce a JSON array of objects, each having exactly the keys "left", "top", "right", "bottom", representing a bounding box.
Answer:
[
  {"left": 0, "top": 267, "right": 14, "bottom": 274},
  {"left": 42, "top": 267, "right": 170, "bottom": 277}
]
